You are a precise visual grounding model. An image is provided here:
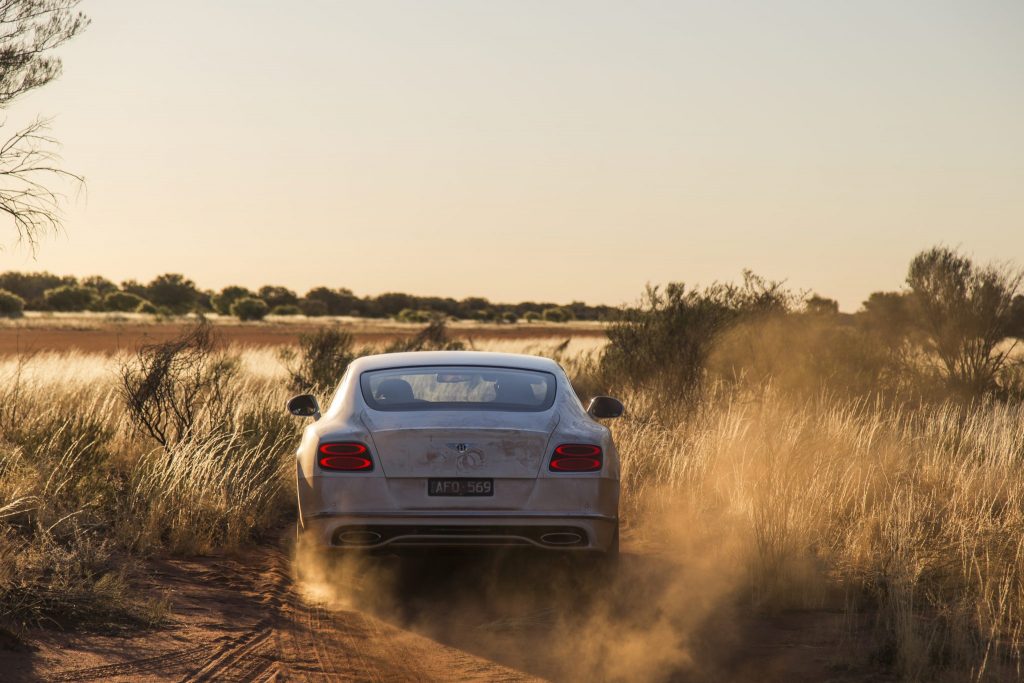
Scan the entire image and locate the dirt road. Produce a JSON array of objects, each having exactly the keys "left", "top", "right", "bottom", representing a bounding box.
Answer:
[
  {"left": 2, "top": 534, "right": 886, "bottom": 682},
  {"left": 5, "top": 542, "right": 539, "bottom": 682}
]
